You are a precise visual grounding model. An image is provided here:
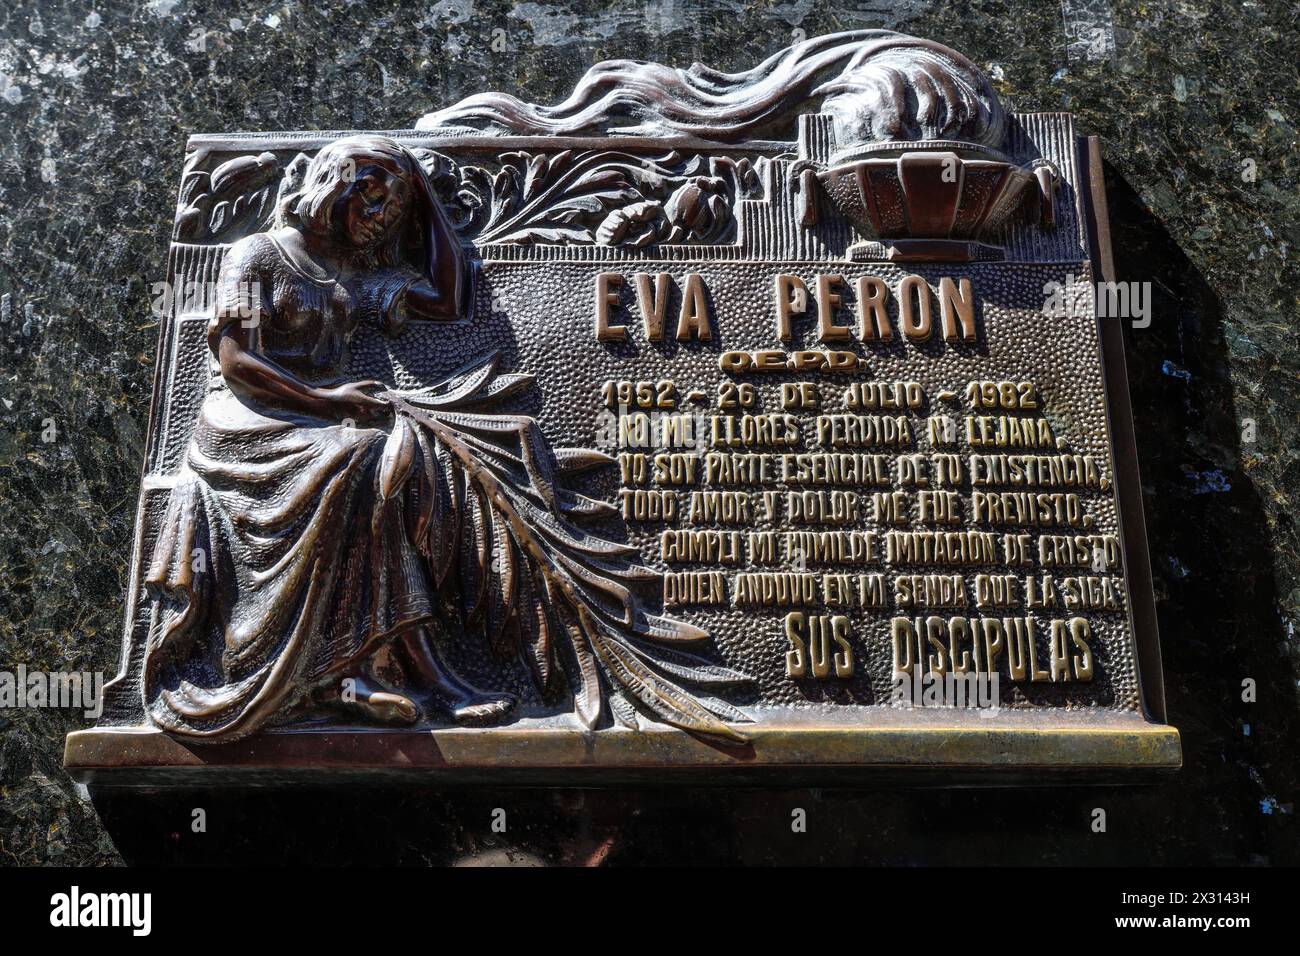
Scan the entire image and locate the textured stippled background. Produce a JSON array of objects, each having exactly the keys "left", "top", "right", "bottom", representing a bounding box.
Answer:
[{"left": 1, "top": 0, "right": 1296, "bottom": 865}]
